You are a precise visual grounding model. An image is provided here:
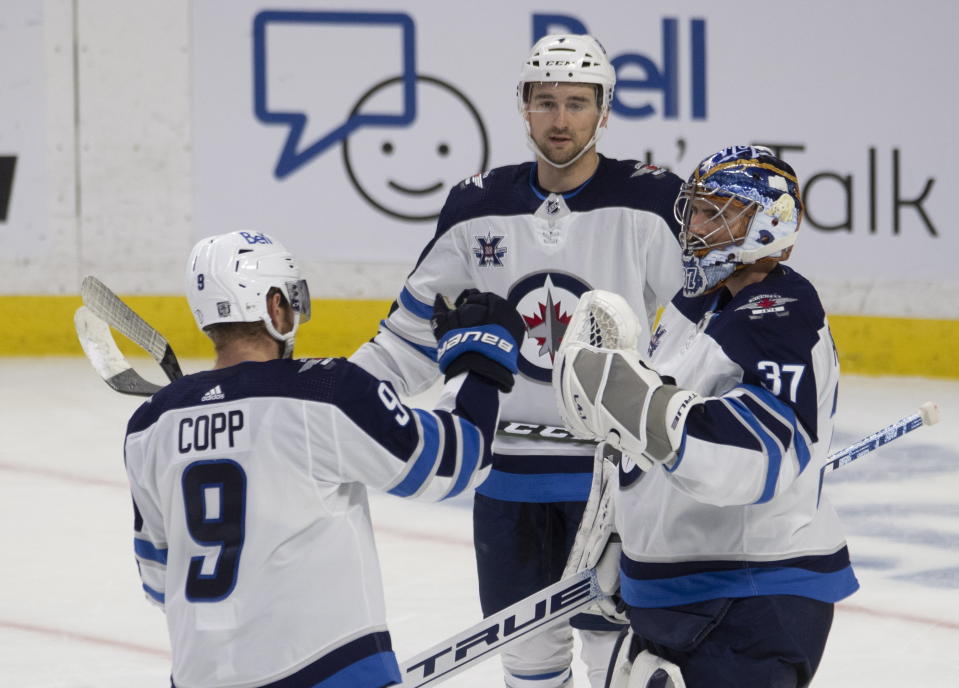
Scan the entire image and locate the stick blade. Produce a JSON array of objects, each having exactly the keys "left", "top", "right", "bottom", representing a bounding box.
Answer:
[
  {"left": 920, "top": 401, "right": 940, "bottom": 426},
  {"left": 74, "top": 306, "right": 163, "bottom": 396}
]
